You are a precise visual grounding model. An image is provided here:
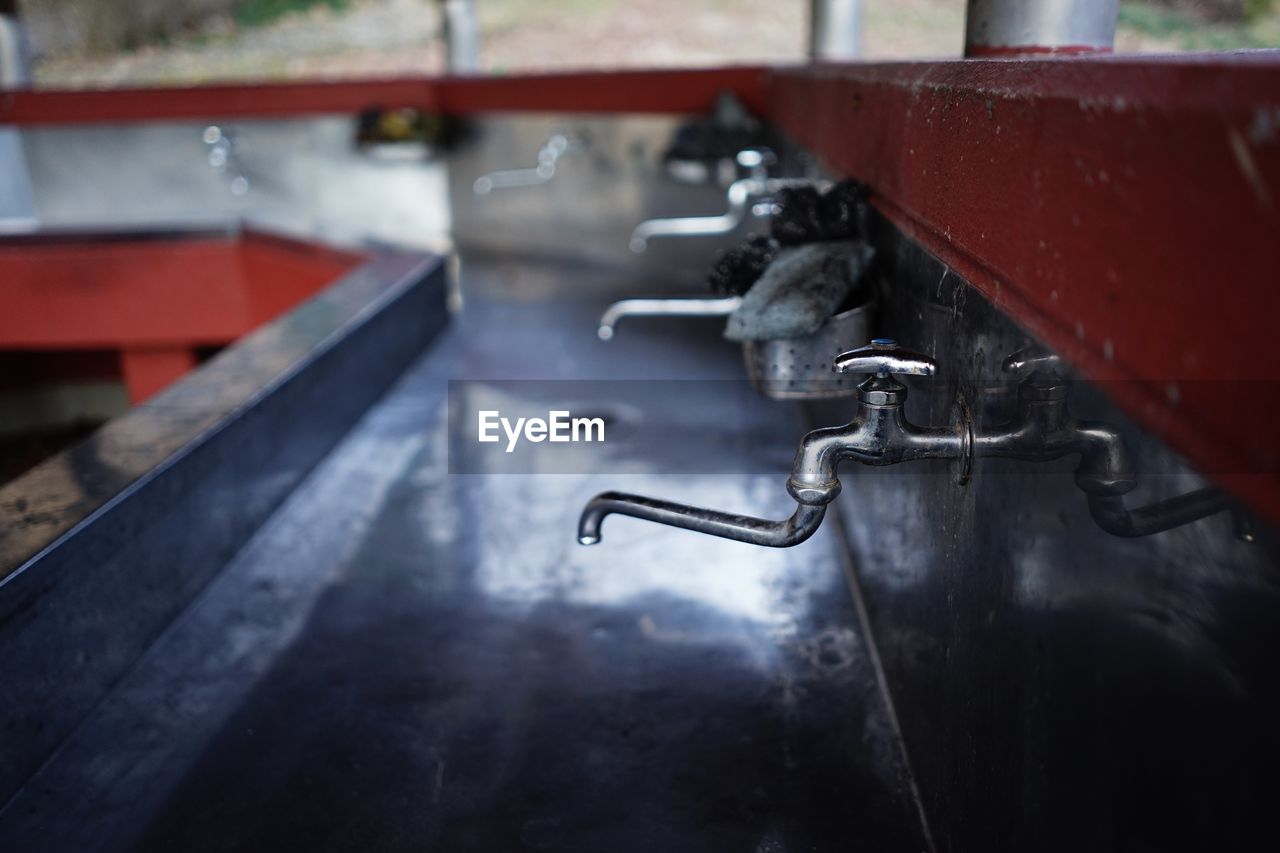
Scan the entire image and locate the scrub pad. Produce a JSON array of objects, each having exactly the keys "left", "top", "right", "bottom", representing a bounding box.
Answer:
[
  {"left": 707, "top": 233, "right": 780, "bottom": 296},
  {"left": 771, "top": 180, "right": 870, "bottom": 246},
  {"left": 724, "top": 241, "right": 873, "bottom": 342}
]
